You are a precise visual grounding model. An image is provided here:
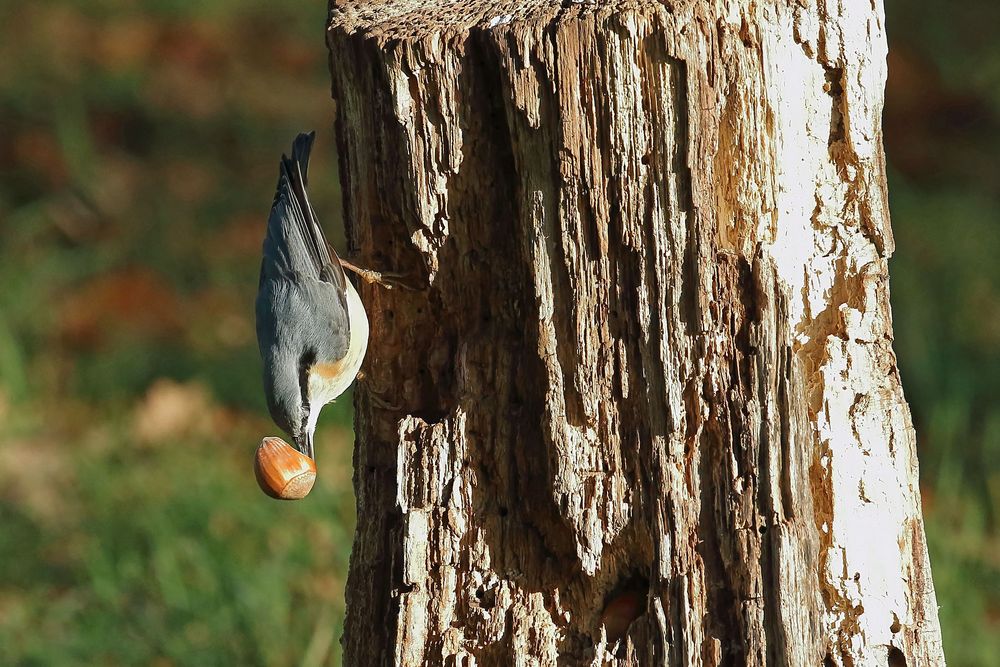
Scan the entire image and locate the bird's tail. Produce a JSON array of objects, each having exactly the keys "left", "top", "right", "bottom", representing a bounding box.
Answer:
[
  {"left": 289, "top": 131, "right": 315, "bottom": 185},
  {"left": 276, "top": 132, "right": 347, "bottom": 291}
]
